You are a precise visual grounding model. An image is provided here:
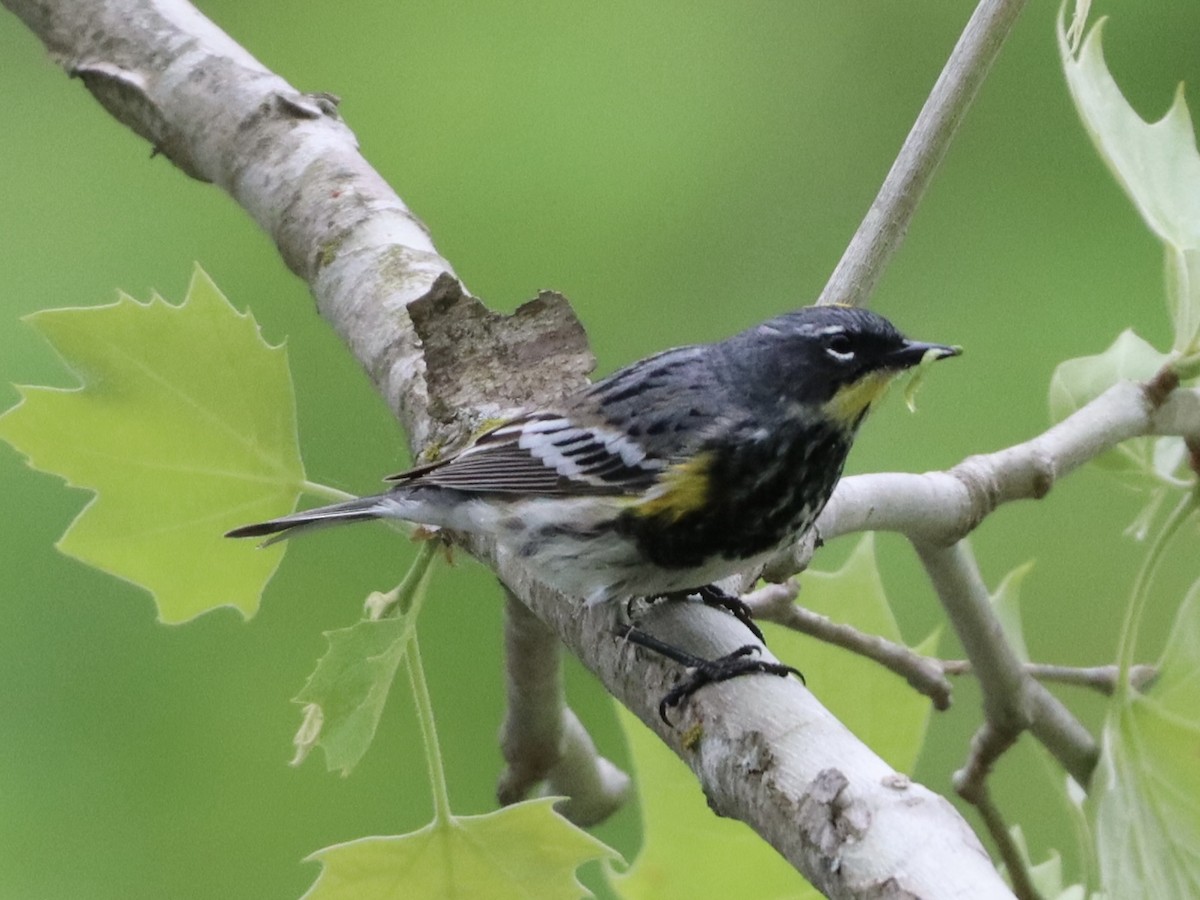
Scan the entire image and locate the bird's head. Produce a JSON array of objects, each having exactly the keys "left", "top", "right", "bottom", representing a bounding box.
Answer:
[{"left": 728, "top": 305, "right": 960, "bottom": 428}]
